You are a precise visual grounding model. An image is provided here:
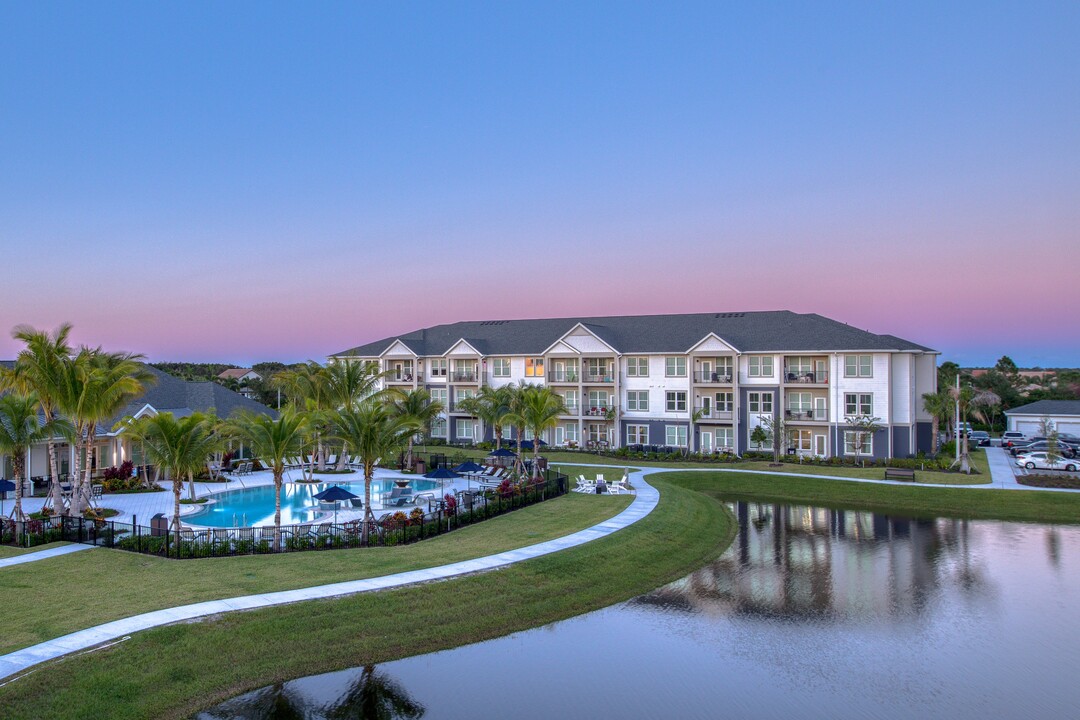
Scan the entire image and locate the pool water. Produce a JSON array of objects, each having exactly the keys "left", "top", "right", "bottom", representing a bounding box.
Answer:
[{"left": 187, "top": 479, "right": 440, "bottom": 528}]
